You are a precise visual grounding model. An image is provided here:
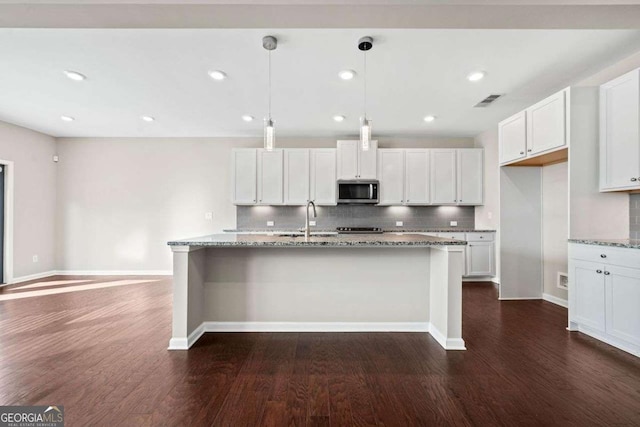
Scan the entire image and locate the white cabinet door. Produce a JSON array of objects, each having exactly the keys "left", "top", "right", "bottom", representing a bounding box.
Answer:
[
  {"left": 457, "top": 149, "right": 483, "bottom": 205},
  {"left": 526, "top": 89, "right": 567, "bottom": 156},
  {"left": 466, "top": 242, "right": 495, "bottom": 276},
  {"left": 310, "top": 149, "right": 337, "bottom": 205},
  {"left": 600, "top": 68, "right": 640, "bottom": 191},
  {"left": 337, "top": 140, "right": 359, "bottom": 180},
  {"left": 358, "top": 140, "right": 378, "bottom": 179},
  {"left": 404, "top": 149, "right": 430, "bottom": 205},
  {"left": 377, "top": 149, "right": 405, "bottom": 205},
  {"left": 232, "top": 149, "right": 257, "bottom": 205},
  {"left": 257, "top": 149, "right": 283, "bottom": 205},
  {"left": 284, "top": 149, "right": 309, "bottom": 205},
  {"left": 499, "top": 111, "right": 527, "bottom": 165},
  {"left": 430, "top": 149, "right": 457, "bottom": 204},
  {"left": 605, "top": 265, "right": 640, "bottom": 346},
  {"left": 572, "top": 260, "right": 606, "bottom": 333}
]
